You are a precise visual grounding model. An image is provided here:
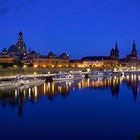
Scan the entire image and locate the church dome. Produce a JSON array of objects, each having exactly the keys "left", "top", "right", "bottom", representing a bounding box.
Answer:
[{"left": 8, "top": 45, "right": 18, "bottom": 53}]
